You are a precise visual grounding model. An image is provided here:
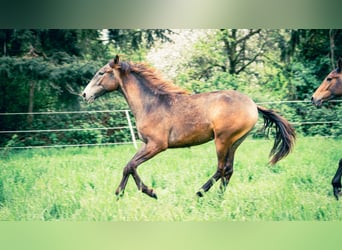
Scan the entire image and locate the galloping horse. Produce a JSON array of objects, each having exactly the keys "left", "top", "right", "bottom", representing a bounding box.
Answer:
[
  {"left": 82, "top": 55, "right": 295, "bottom": 199},
  {"left": 312, "top": 58, "right": 342, "bottom": 200}
]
